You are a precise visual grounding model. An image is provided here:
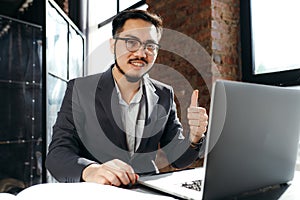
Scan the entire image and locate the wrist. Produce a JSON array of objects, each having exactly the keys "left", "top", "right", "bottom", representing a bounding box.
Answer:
[
  {"left": 82, "top": 163, "right": 100, "bottom": 181},
  {"left": 189, "top": 135, "right": 205, "bottom": 150}
]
